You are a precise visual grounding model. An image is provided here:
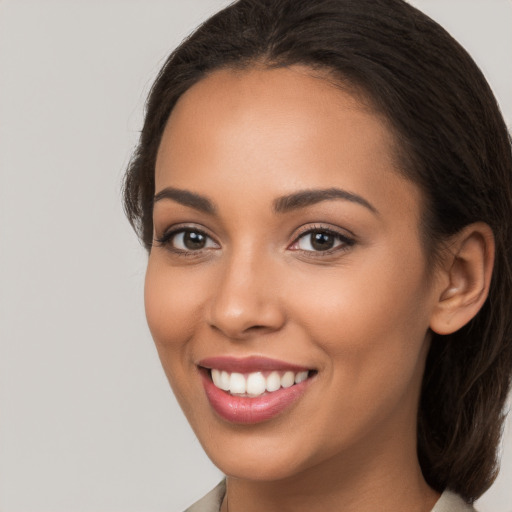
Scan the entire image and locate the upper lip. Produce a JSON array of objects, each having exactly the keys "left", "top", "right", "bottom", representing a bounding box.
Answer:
[{"left": 198, "top": 356, "right": 312, "bottom": 373}]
